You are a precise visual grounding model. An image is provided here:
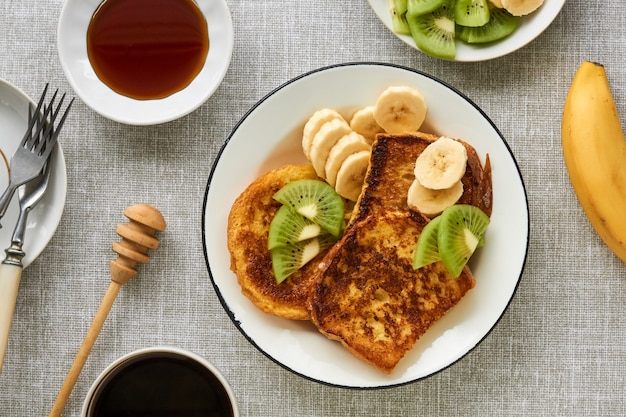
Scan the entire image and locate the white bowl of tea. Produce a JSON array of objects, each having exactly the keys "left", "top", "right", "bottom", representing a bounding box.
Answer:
[{"left": 57, "top": 0, "right": 233, "bottom": 125}]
